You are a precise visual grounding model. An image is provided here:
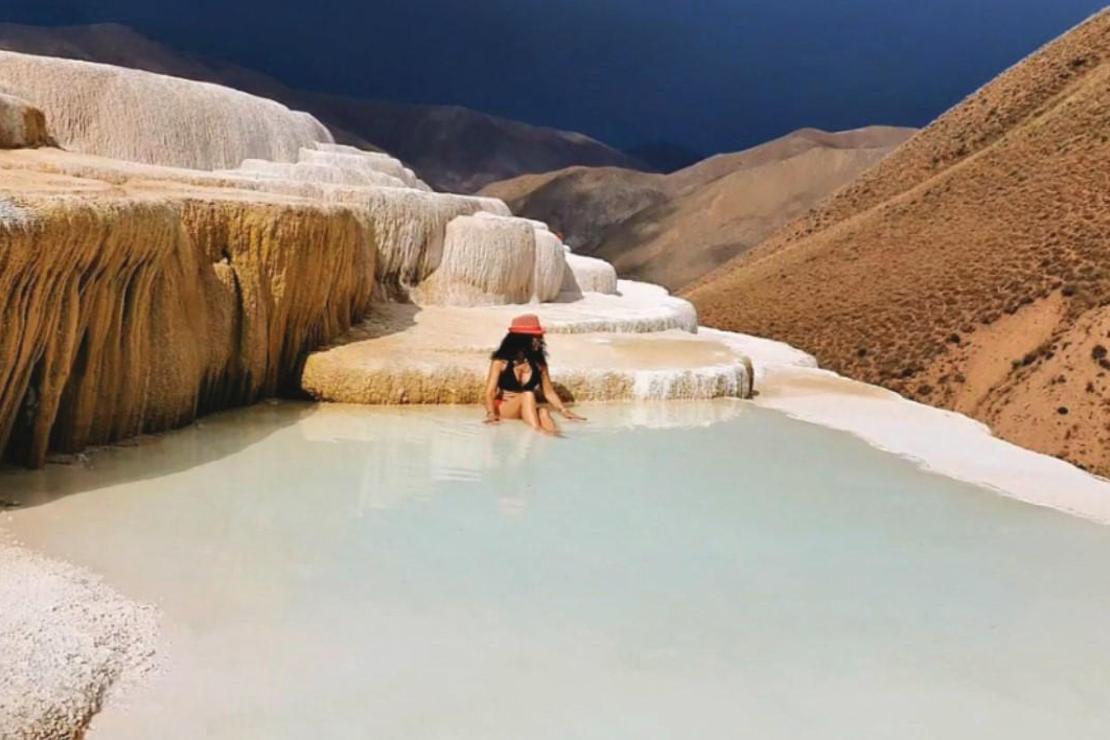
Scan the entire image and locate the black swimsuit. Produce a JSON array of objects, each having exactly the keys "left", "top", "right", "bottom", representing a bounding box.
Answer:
[{"left": 499, "top": 358, "right": 542, "bottom": 393}]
